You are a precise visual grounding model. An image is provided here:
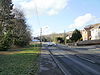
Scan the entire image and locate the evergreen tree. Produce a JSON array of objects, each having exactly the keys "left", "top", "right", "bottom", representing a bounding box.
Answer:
[
  {"left": 0, "top": 1, "right": 31, "bottom": 50},
  {"left": 70, "top": 29, "right": 82, "bottom": 42},
  {"left": 0, "top": 0, "right": 14, "bottom": 50}
]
